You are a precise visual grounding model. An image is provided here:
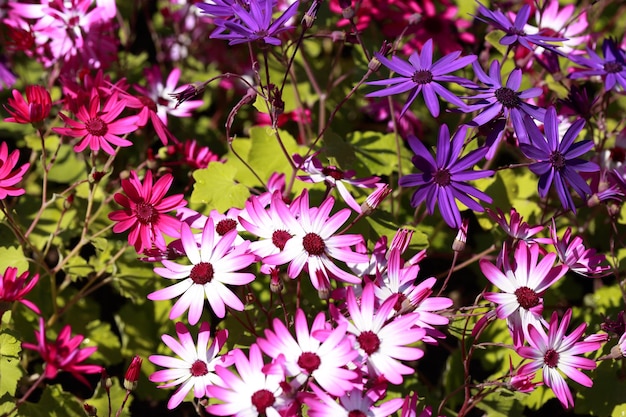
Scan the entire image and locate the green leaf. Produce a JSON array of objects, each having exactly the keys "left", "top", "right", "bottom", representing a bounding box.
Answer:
[
  {"left": 191, "top": 162, "right": 250, "bottom": 212},
  {"left": 19, "top": 385, "right": 85, "bottom": 417},
  {"left": 475, "top": 390, "right": 525, "bottom": 417},
  {"left": 46, "top": 140, "right": 85, "bottom": 184},
  {"left": 85, "top": 320, "right": 122, "bottom": 364},
  {"left": 0, "top": 247, "right": 28, "bottom": 274},
  {"left": 247, "top": 126, "right": 301, "bottom": 182},
  {"left": 575, "top": 359, "right": 626, "bottom": 416},
  {"left": 485, "top": 30, "right": 509, "bottom": 56},
  {"left": 0, "top": 322, "right": 24, "bottom": 396}
]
